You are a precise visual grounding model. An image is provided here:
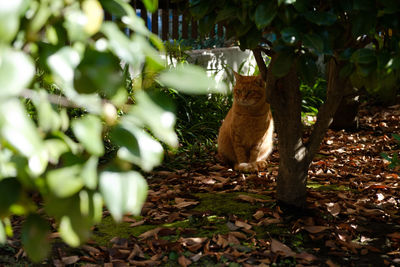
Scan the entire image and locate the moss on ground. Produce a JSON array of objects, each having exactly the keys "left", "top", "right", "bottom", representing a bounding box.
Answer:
[
  {"left": 92, "top": 215, "right": 229, "bottom": 246},
  {"left": 92, "top": 192, "right": 272, "bottom": 246},
  {"left": 192, "top": 192, "right": 271, "bottom": 219},
  {"left": 307, "top": 181, "right": 350, "bottom": 191}
]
